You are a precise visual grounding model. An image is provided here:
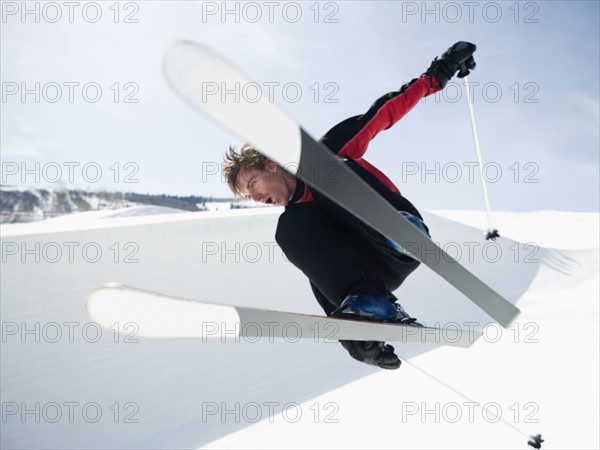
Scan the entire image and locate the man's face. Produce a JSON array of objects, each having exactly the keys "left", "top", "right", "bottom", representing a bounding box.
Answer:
[{"left": 235, "top": 161, "right": 295, "bottom": 206}]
